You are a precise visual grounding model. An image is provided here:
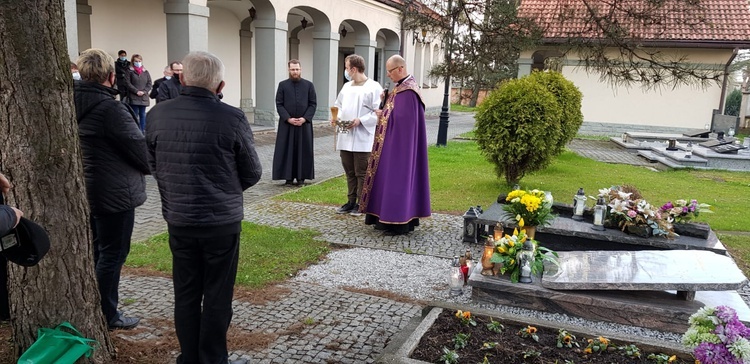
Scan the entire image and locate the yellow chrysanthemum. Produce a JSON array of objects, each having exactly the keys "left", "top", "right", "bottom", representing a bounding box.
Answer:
[
  {"left": 520, "top": 194, "right": 542, "bottom": 212},
  {"left": 506, "top": 190, "right": 526, "bottom": 201}
]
